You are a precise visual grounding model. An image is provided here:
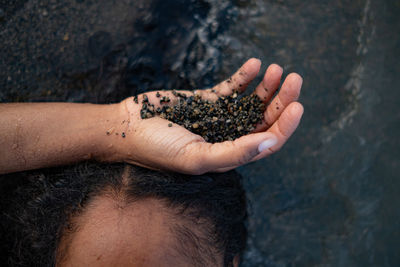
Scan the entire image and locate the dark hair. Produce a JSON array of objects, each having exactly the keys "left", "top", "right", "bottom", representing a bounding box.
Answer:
[{"left": 0, "top": 163, "right": 247, "bottom": 267}]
